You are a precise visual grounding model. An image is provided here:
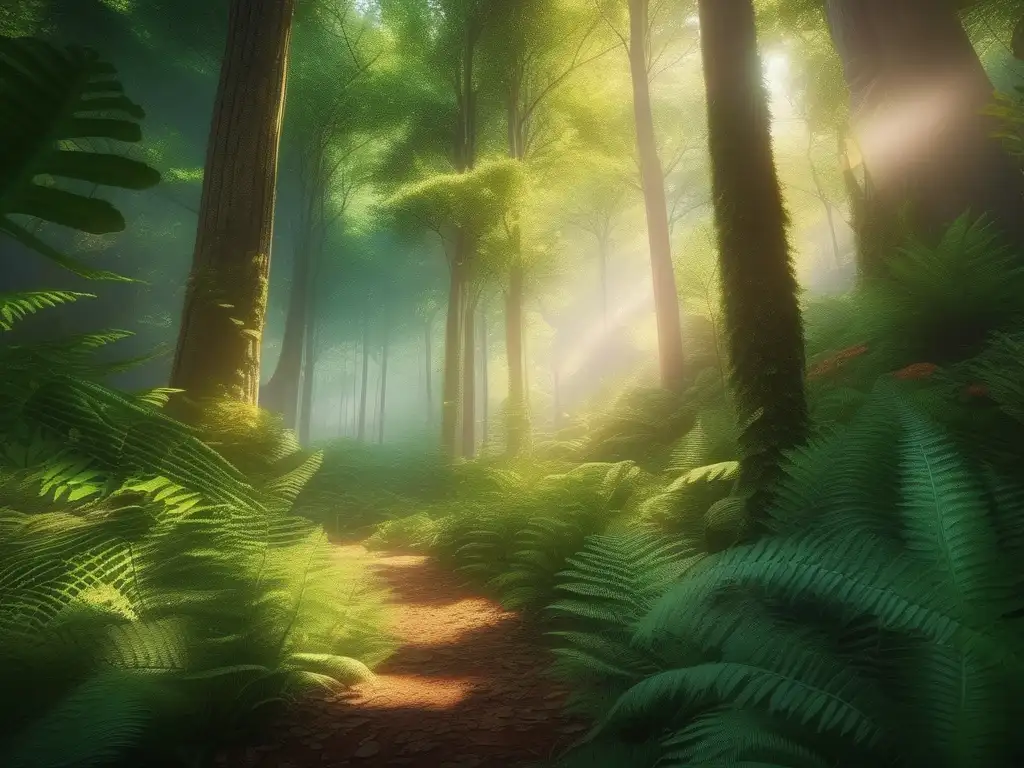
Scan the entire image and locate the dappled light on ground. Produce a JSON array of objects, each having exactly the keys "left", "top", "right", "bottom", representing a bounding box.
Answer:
[
  {"left": 218, "top": 544, "right": 584, "bottom": 767},
  {"left": 347, "top": 673, "right": 475, "bottom": 710}
]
